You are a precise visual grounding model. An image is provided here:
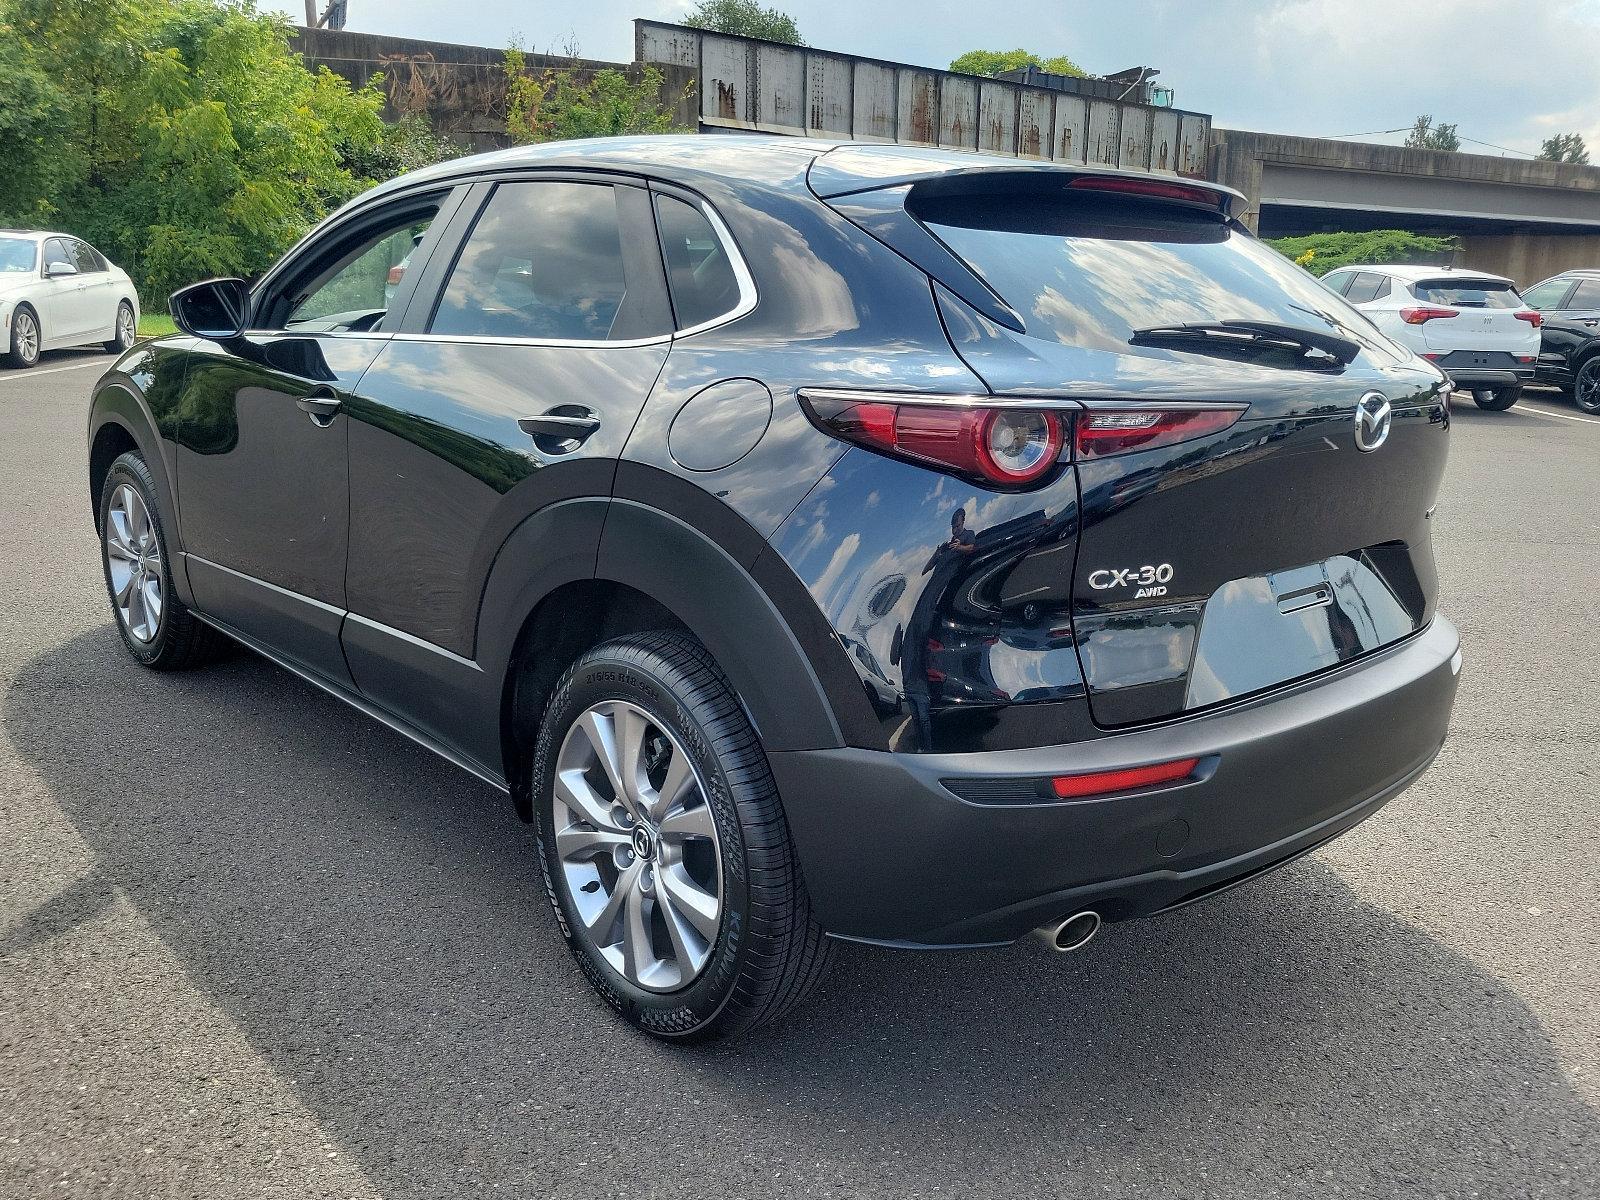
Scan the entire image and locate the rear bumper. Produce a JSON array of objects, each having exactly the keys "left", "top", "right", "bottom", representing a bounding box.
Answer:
[
  {"left": 1443, "top": 367, "right": 1532, "bottom": 387},
  {"left": 1433, "top": 351, "right": 1534, "bottom": 388},
  {"left": 772, "top": 616, "right": 1461, "bottom": 947}
]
